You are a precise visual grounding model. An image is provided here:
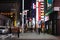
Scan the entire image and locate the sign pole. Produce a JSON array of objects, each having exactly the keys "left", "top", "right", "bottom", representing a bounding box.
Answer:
[{"left": 22, "top": 0, "right": 24, "bottom": 33}]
